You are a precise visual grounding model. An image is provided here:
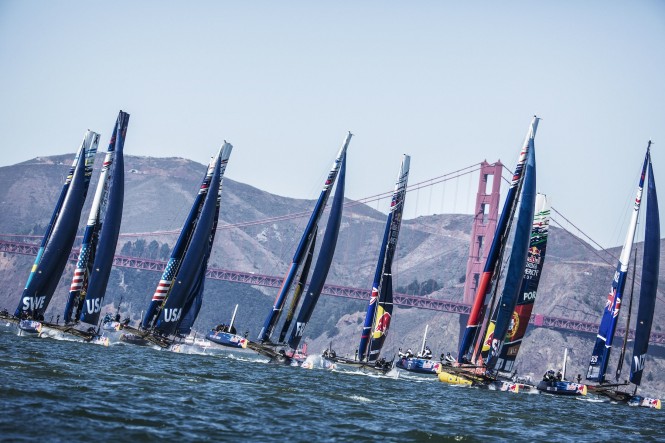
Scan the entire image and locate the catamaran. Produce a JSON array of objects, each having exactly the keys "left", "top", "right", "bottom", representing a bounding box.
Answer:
[
  {"left": 323, "top": 154, "right": 410, "bottom": 374},
  {"left": 438, "top": 116, "right": 539, "bottom": 389},
  {"left": 15, "top": 130, "right": 100, "bottom": 335},
  {"left": 121, "top": 143, "right": 233, "bottom": 348},
  {"left": 585, "top": 142, "right": 660, "bottom": 408},
  {"left": 395, "top": 324, "right": 443, "bottom": 375},
  {"left": 245, "top": 133, "right": 350, "bottom": 364}
]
